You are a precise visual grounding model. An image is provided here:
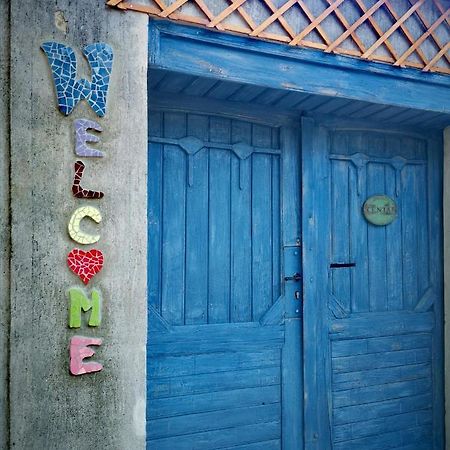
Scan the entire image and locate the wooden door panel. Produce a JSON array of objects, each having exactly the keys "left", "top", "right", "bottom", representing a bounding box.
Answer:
[
  {"left": 303, "top": 119, "right": 443, "bottom": 450},
  {"left": 148, "top": 111, "right": 282, "bottom": 326},
  {"left": 148, "top": 109, "right": 301, "bottom": 449}
]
